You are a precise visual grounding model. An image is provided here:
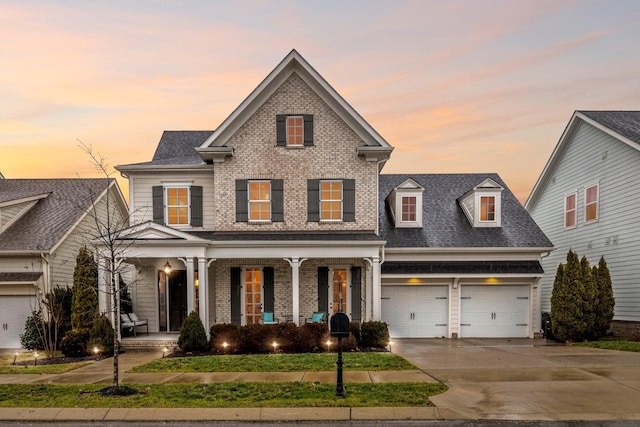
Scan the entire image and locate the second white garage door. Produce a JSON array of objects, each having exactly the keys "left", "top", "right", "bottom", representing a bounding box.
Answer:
[
  {"left": 382, "top": 285, "right": 448, "bottom": 338},
  {"left": 460, "top": 285, "right": 530, "bottom": 338}
]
